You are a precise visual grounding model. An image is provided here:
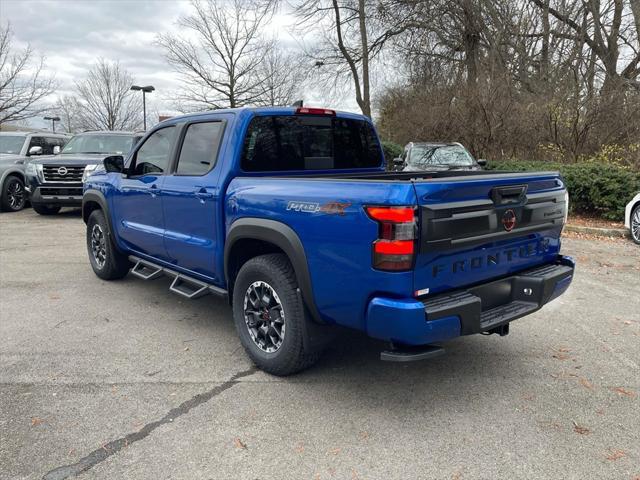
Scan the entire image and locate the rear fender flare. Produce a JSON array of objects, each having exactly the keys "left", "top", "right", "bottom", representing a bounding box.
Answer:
[{"left": 225, "top": 218, "right": 323, "bottom": 323}]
